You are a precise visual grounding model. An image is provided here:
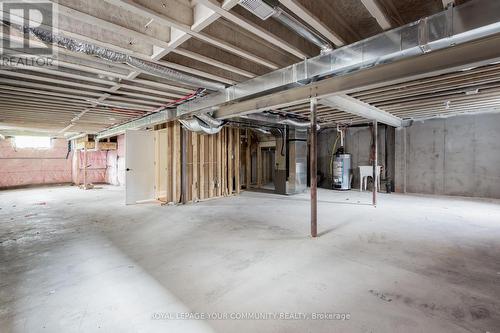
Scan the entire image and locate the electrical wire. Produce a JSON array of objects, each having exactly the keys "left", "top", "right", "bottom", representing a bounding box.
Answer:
[{"left": 153, "top": 88, "right": 207, "bottom": 113}]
